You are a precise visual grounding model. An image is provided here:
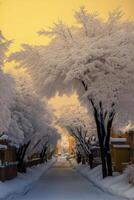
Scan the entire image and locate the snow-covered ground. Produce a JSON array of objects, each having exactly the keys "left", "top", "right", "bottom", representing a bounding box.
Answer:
[
  {"left": 6, "top": 158, "right": 127, "bottom": 200},
  {"left": 0, "top": 158, "right": 56, "bottom": 200},
  {"left": 74, "top": 162, "right": 134, "bottom": 200}
]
